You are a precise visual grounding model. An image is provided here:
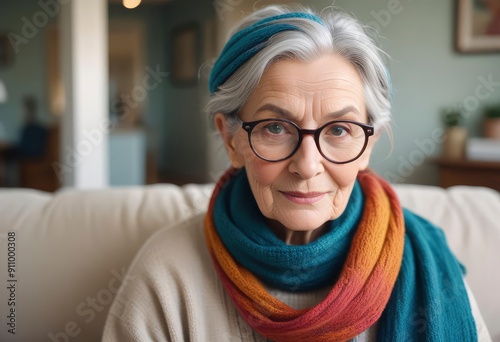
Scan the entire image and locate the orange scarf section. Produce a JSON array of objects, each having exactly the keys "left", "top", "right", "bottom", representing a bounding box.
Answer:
[{"left": 205, "top": 170, "right": 405, "bottom": 342}]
